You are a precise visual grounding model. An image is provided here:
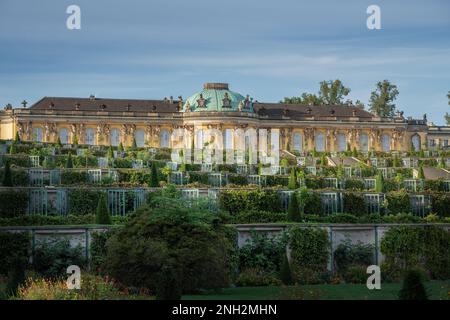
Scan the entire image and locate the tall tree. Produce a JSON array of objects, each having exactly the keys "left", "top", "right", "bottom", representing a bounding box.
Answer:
[
  {"left": 369, "top": 80, "right": 399, "bottom": 117},
  {"left": 281, "top": 79, "right": 351, "bottom": 106},
  {"left": 445, "top": 91, "right": 450, "bottom": 125},
  {"left": 318, "top": 79, "right": 350, "bottom": 105}
]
